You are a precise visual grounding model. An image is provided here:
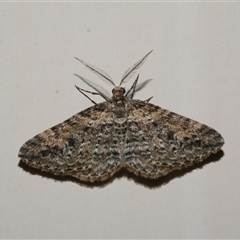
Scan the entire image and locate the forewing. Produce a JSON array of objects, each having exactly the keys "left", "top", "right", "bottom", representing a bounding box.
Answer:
[
  {"left": 125, "top": 100, "right": 224, "bottom": 179},
  {"left": 18, "top": 102, "right": 122, "bottom": 182}
]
